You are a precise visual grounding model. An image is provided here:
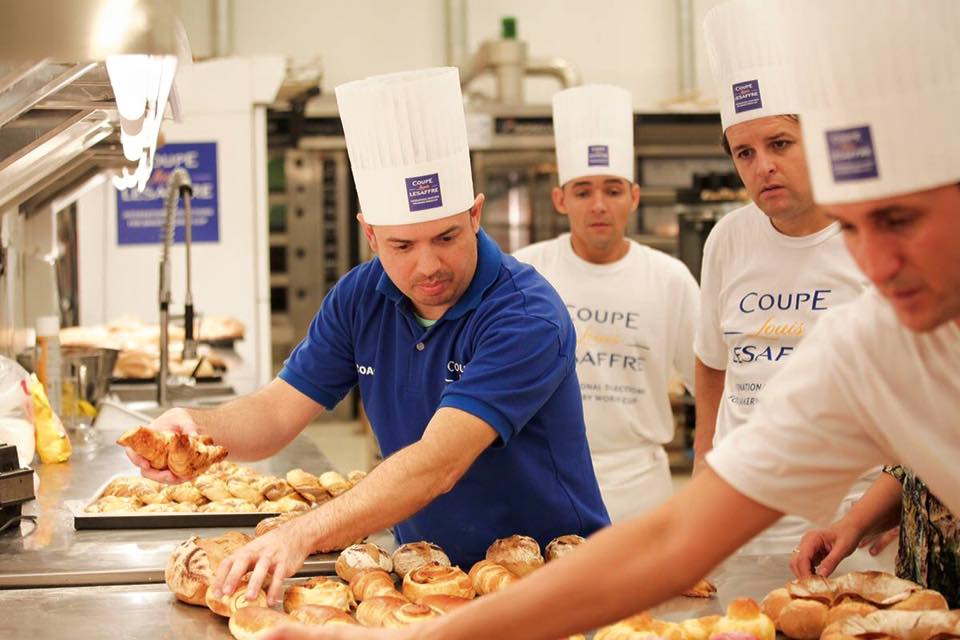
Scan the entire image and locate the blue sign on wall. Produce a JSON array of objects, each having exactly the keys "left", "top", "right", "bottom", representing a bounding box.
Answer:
[{"left": 116, "top": 142, "right": 220, "bottom": 245}]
